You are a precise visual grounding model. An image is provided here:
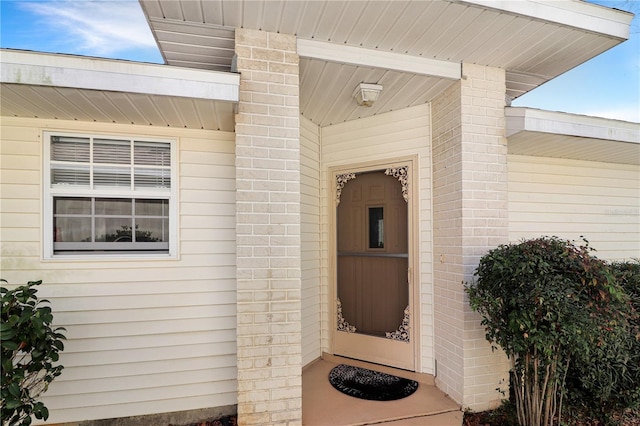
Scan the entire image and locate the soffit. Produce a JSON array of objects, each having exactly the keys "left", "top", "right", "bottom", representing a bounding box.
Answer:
[
  {"left": 506, "top": 107, "right": 640, "bottom": 165},
  {"left": 140, "top": 0, "right": 630, "bottom": 127},
  {"left": 0, "top": 83, "right": 236, "bottom": 132}
]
